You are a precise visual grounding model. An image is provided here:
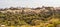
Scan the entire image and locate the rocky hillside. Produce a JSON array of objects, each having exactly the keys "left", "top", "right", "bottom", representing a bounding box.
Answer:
[
  {"left": 0, "top": 7, "right": 59, "bottom": 14},
  {"left": 0, "top": 7, "right": 60, "bottom": 27}
]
